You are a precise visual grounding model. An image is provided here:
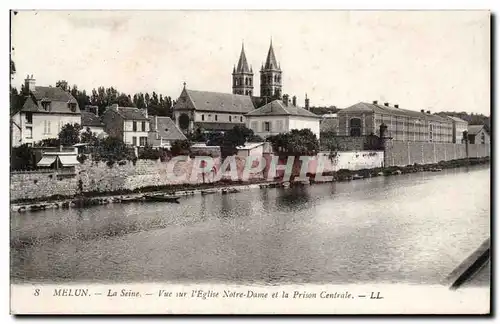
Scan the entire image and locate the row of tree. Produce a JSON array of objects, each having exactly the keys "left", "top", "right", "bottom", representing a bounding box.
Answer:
[{"left": 10, "top": 78, "right": 176, "bottom": 118}]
